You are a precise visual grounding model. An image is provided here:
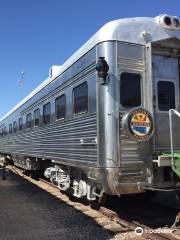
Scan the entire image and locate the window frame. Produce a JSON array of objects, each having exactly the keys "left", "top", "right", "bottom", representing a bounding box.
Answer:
[
  {"left": 34, "top": 108, "right": 40, "bottom": 127},
  {"left": 18, "top": 118, "right": 23, "bottom": 131},
  {"left": 9, "top": 124, "right": 12, "bottom": 133},
  {"left": 73, "top": 81, "right": 88, "bottom": 115},
  {"left": 3, "top": 127, "right": 7, "bottom": 136},
  {"left": 43, "top": 102, "right": 51, "bottom": 125},
  {"left": 0, "top": 128, "right": 3, "bottom": 136},
  {"left": 157, "top": 80, "right": 176, "bottom": 112},
  {"left": 55, "top": 94, "right": 66, "bottom": 121},
  {"left": 120, "top": 72, "right": 142, "bottom": 108},
  {"left": 26, "top": 113, "right": 32, "bottom": 128},
  {"left": 13, "top": 121, "right": 17, "bottom": 132}
]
